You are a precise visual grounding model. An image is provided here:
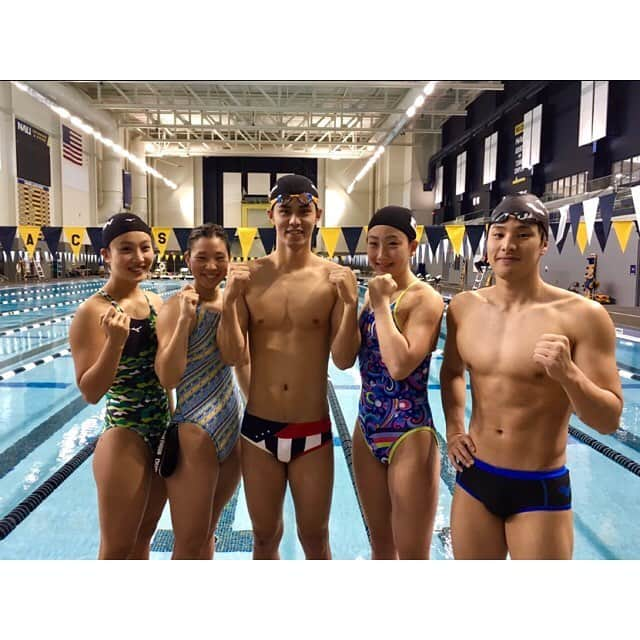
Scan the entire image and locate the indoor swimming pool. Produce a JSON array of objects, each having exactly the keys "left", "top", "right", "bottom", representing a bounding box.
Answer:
[{"left": 0, "top": 278, "right": 638, "bottom": 559}]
